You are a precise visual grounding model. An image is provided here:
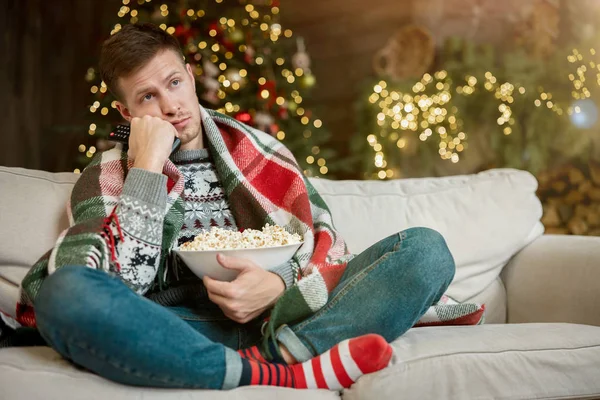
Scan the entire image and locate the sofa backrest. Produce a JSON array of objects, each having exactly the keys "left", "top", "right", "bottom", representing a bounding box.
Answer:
[
  {"left": 0, "top": 167, "right": 79, "bottom": 268},
  {"left": 310, "top": 168, "right": 544, "bottom": 304},
  {"left": 0, "top": 166, "right": 543, "bottom": 314}
]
